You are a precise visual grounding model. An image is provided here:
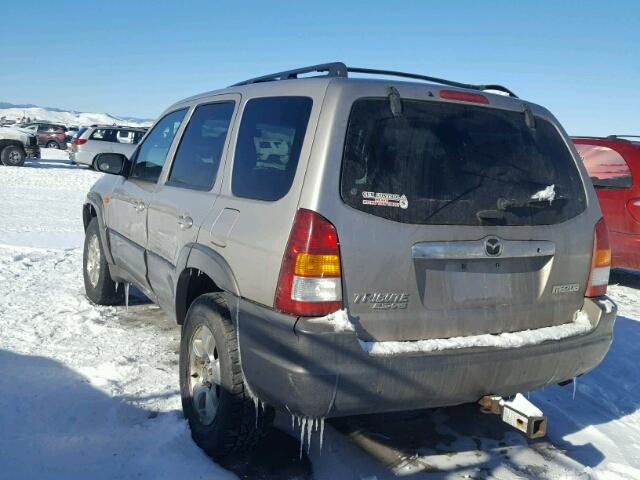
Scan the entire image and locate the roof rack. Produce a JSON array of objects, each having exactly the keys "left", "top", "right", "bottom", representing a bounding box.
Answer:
[
  {"left": 231, "top": 61, "right": 518, "bottom": 97},
  {"left": 607, "top": 135, "right": 640, "bottom": 140},
  {"left": 573, "top": 135, "right": 640, "bottom": 144},
  {"left": 89, "top": 123, "right": 147, "bottom": 129}
]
